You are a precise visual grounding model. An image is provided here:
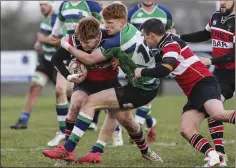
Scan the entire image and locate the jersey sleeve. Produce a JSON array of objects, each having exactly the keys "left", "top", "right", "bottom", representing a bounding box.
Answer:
[
  {"left": 158, "top": 5, "right": 173, "bottom": 30},
  {"left": 51, "top": 14, "right": 63, "bottom": 38},
  {"left": 128, "top": 5, "right": 139, "bottom": 23},
  {"left": 99, "top": 34, "right": 121, "bottom": 59},
  {"left": 57, "top": 1, "right": 67, "bottom": 22},
  {"left": 162, "top": 42, "right": 181, "bottom": 60},
  {"left": 87, "top": 1, "right": 102, "bottom": 21},
  {"left": 205, "top": 13, "right": 215, "bottom": 32}
]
